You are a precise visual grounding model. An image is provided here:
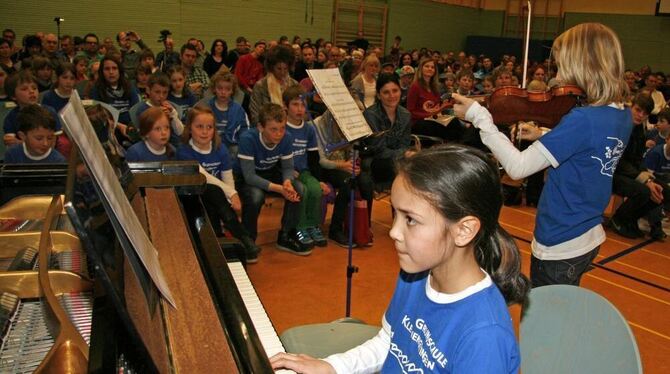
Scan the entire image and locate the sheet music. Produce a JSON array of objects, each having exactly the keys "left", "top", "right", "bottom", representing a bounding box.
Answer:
[
  {"left": 307, "top": 68, "right": 372, "bottom": 142},
  {"left": 60, "top": 91, "right": 176, "bottom": 308}
]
